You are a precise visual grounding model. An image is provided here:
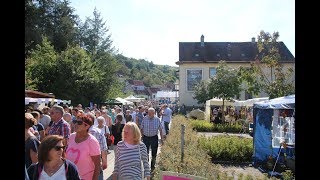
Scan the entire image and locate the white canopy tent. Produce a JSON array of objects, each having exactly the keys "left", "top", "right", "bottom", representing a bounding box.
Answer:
[
  {"left": 124, "top": 95, "right": 145, "bottom": 103},
  {"left": 206, "top": 97, "right": 237, "bottom": 106},
  {"left": 233, "top": 97, "right": 269, "bottom": 107},
  {"left": 155, "top": 91, "right": 179, "bottom": 98},
  {"left": 25, "top": 97, "right": 71, "bottom": 105},
  {"left": 115, "top": 97, "right": 134, "bottom": 105},
  {"left": 205, "top": 98, "right": 237, "bottom": 121}
]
